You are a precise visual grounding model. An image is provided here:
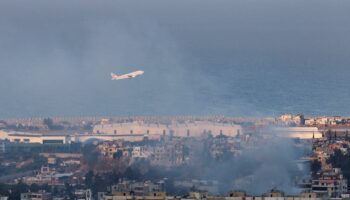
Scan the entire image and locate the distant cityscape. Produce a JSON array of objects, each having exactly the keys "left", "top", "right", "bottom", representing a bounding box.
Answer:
[{"left": 1, "top": 114, "right": 350, "bottom": 199}]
